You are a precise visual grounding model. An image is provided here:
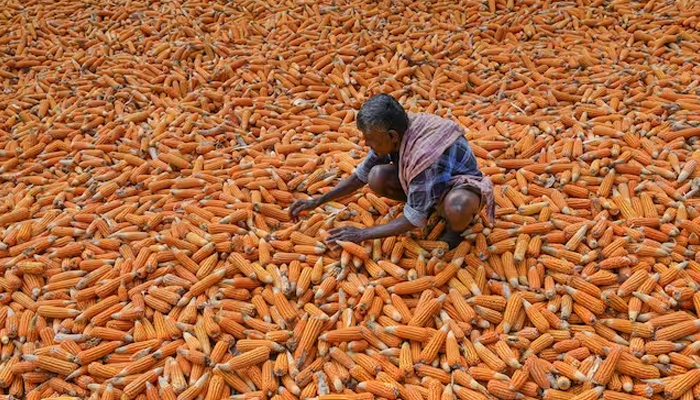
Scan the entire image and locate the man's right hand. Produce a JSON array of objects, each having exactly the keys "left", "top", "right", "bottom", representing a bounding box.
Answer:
[{"left": 289, "top": 198, "right": 320, "bottom": 221}]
